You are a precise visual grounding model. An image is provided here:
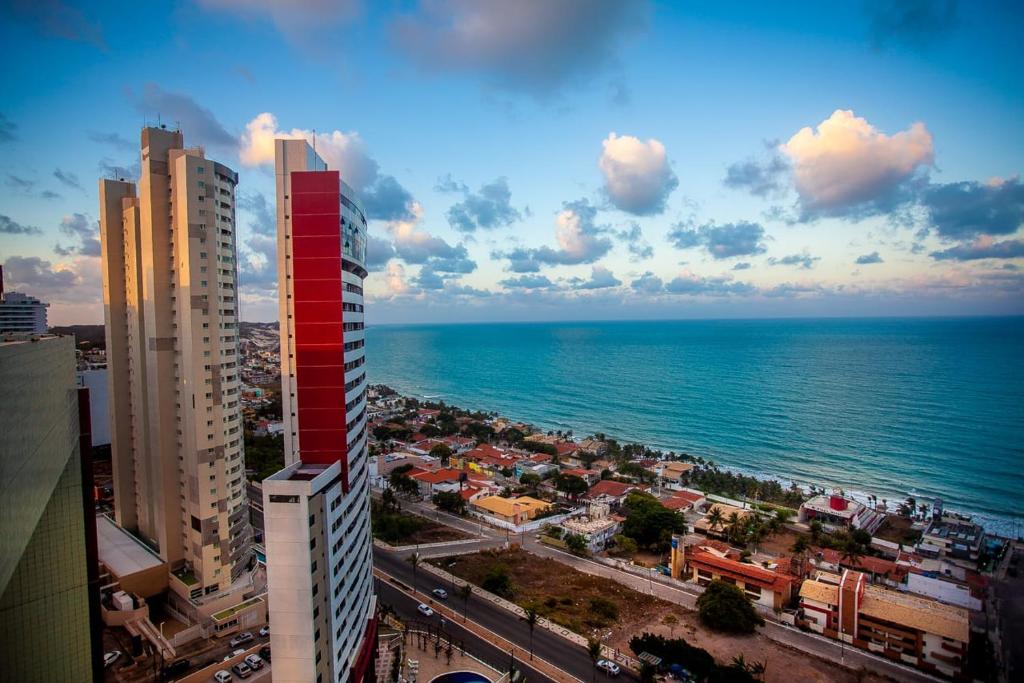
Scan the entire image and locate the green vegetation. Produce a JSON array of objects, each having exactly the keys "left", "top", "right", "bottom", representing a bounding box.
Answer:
[
  {"left": 432, "top": 490, "right": 467, "bottom": 515},
  {"left": 629, "top": 633, "right": 763, "bottom": 682},
  {"left": 553, "top": 473, "right": 588, "bottom": 498},
  {"left": 696, "top": 580, "right": 764, "bottom": 634},
  {"left": 371, "top": 500, "right": 428, "bottom": 544},
  {"left": 212, "top": 597, "right": 262, "bottom": 622},
  {"left": 588, "top": 596, "right": 619, "bottom": 622},
  {"left": 622, "top": 491, "right": 687, "bottom": 552},
  {"left": 564, "top": 533, "right": 588, "bottom": 555},
  {"left": 481, "top": 563, "right": 514, "bottom": 598},
  {"left": 521, "top": 440, "right": 558, "bottom": 456},
  {"left": 429, "top": 443, "right": 453, "bottom": 464},
  {"left": 243, "top": 432, "right": 284, "bottom": 482},
  {"left": 172, "top": 567, "right": 198, "bottom": 586}
]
